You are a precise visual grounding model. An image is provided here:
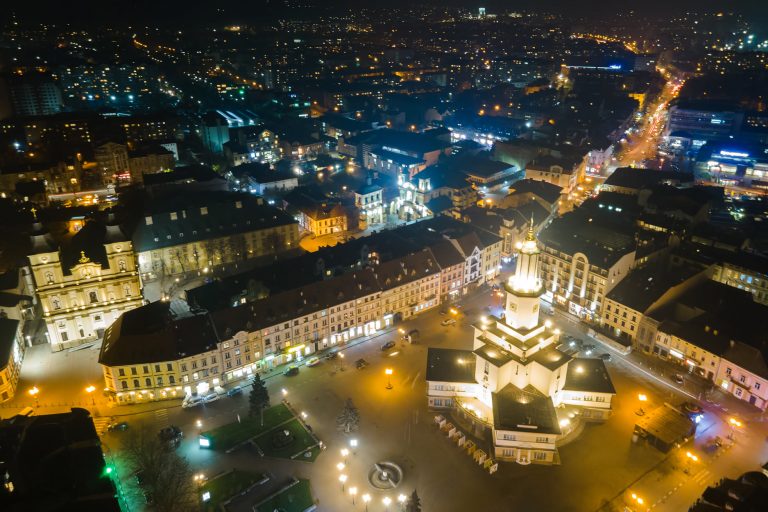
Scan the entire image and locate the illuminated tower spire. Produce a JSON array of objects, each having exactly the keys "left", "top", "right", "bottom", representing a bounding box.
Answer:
[{"left": 503, "top": 216, "right": 543, "bottom": 330}]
